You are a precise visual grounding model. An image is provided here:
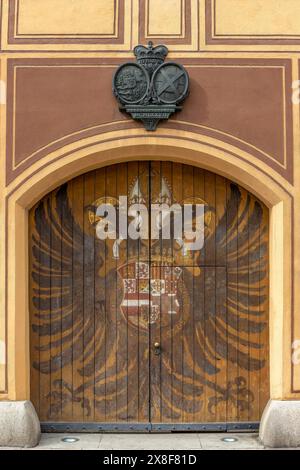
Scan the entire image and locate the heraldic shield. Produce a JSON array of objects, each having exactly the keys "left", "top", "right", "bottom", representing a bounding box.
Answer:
[
  {"left": 118, "top": 262, "right": 186, "bottom": 330},
  {"left": 113, "top": 42, "right": 189, "bottom": 130}
]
